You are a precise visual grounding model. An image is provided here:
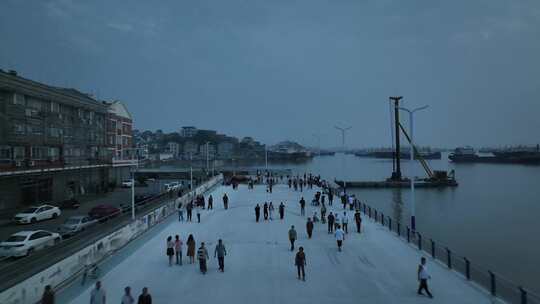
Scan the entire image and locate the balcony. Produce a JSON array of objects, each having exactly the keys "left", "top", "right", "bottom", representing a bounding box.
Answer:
[{"left": 0, "top": 159, "right": 113, "bottom": 177}]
